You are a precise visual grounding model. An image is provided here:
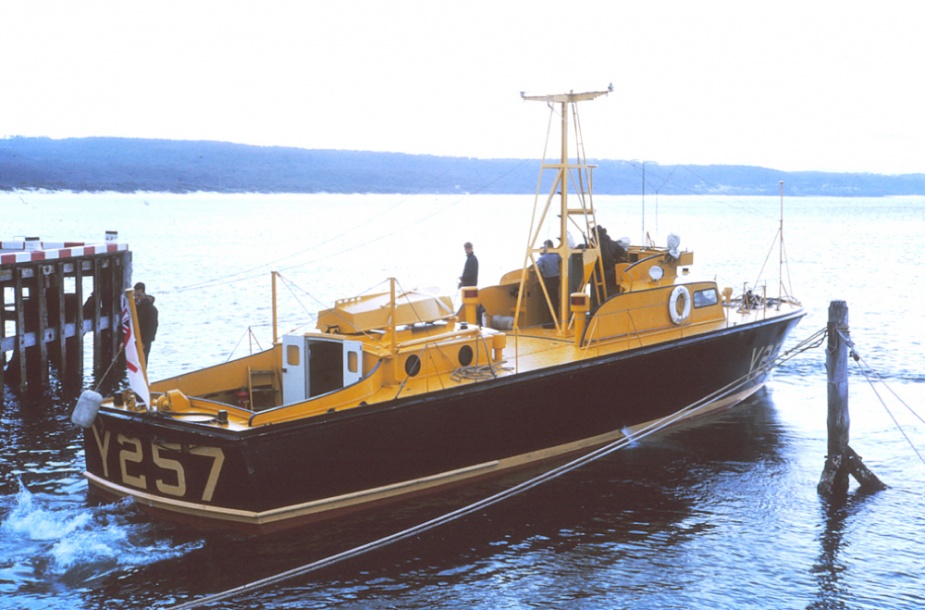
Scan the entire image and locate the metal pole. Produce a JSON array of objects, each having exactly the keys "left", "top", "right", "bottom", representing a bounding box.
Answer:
[
  {"left": 272, "top": 271, "right": 279, "bottom": 346},
  {"left": 779, "top": 181, "right": 784, "bottom": 302}
]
